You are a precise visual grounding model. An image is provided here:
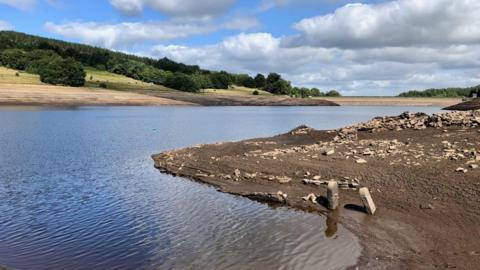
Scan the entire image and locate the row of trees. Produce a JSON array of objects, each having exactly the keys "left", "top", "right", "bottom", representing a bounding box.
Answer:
[
  {"left": 0, "top": 31, "right": 341, "bottom": 96},
  {"left": 398, "top": 86, "right": 480, "bottom": 98}
]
